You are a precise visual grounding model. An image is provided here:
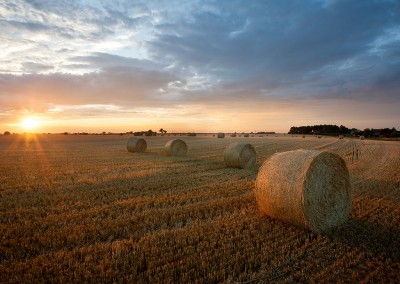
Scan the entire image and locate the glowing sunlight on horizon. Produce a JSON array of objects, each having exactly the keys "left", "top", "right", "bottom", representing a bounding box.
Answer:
[{"left": 20, "top": 117, "right": 41, "bottom": 132}]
